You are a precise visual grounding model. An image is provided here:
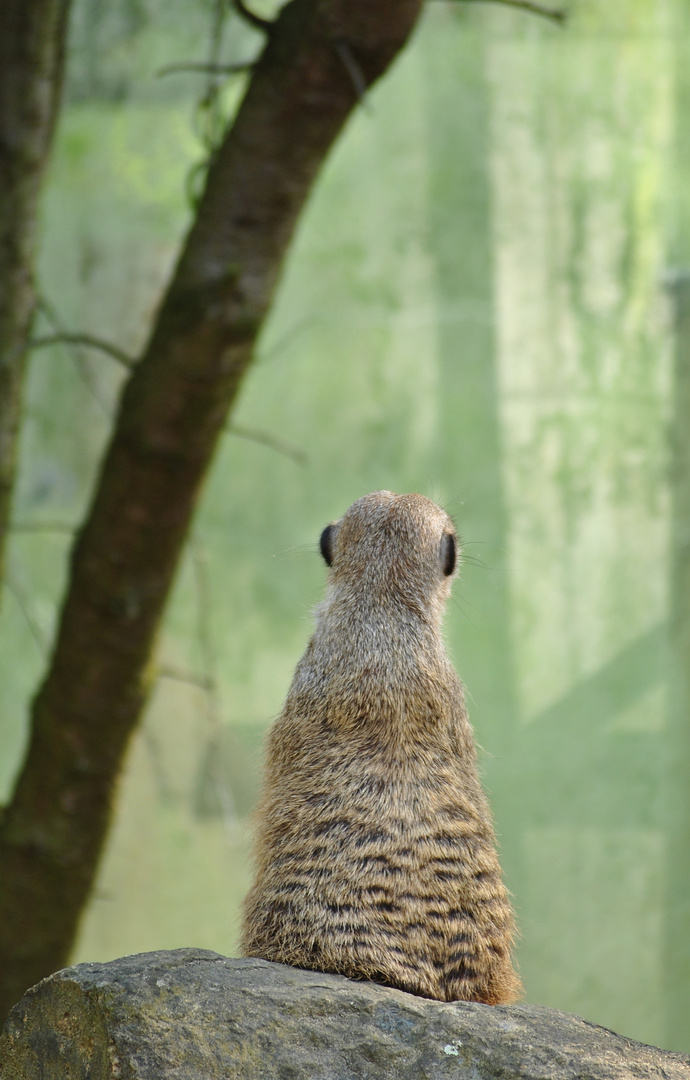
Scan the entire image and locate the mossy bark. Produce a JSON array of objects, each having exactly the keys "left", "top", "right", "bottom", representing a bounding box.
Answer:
[
  {"left": 0, "top": 0, "right": 424, "bottom": 1020},
  {"left": 0, "top": 0, "right": 72, "bottom": 590}
]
